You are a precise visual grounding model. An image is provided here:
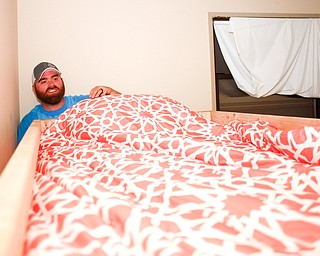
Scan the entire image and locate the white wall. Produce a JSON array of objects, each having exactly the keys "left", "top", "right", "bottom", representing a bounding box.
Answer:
[
  {"left": 18, "top": 0, "right": 320, "bottom": 119},
  {"left": 0, "top": 0, "right": 19, "bottom": 172}
]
